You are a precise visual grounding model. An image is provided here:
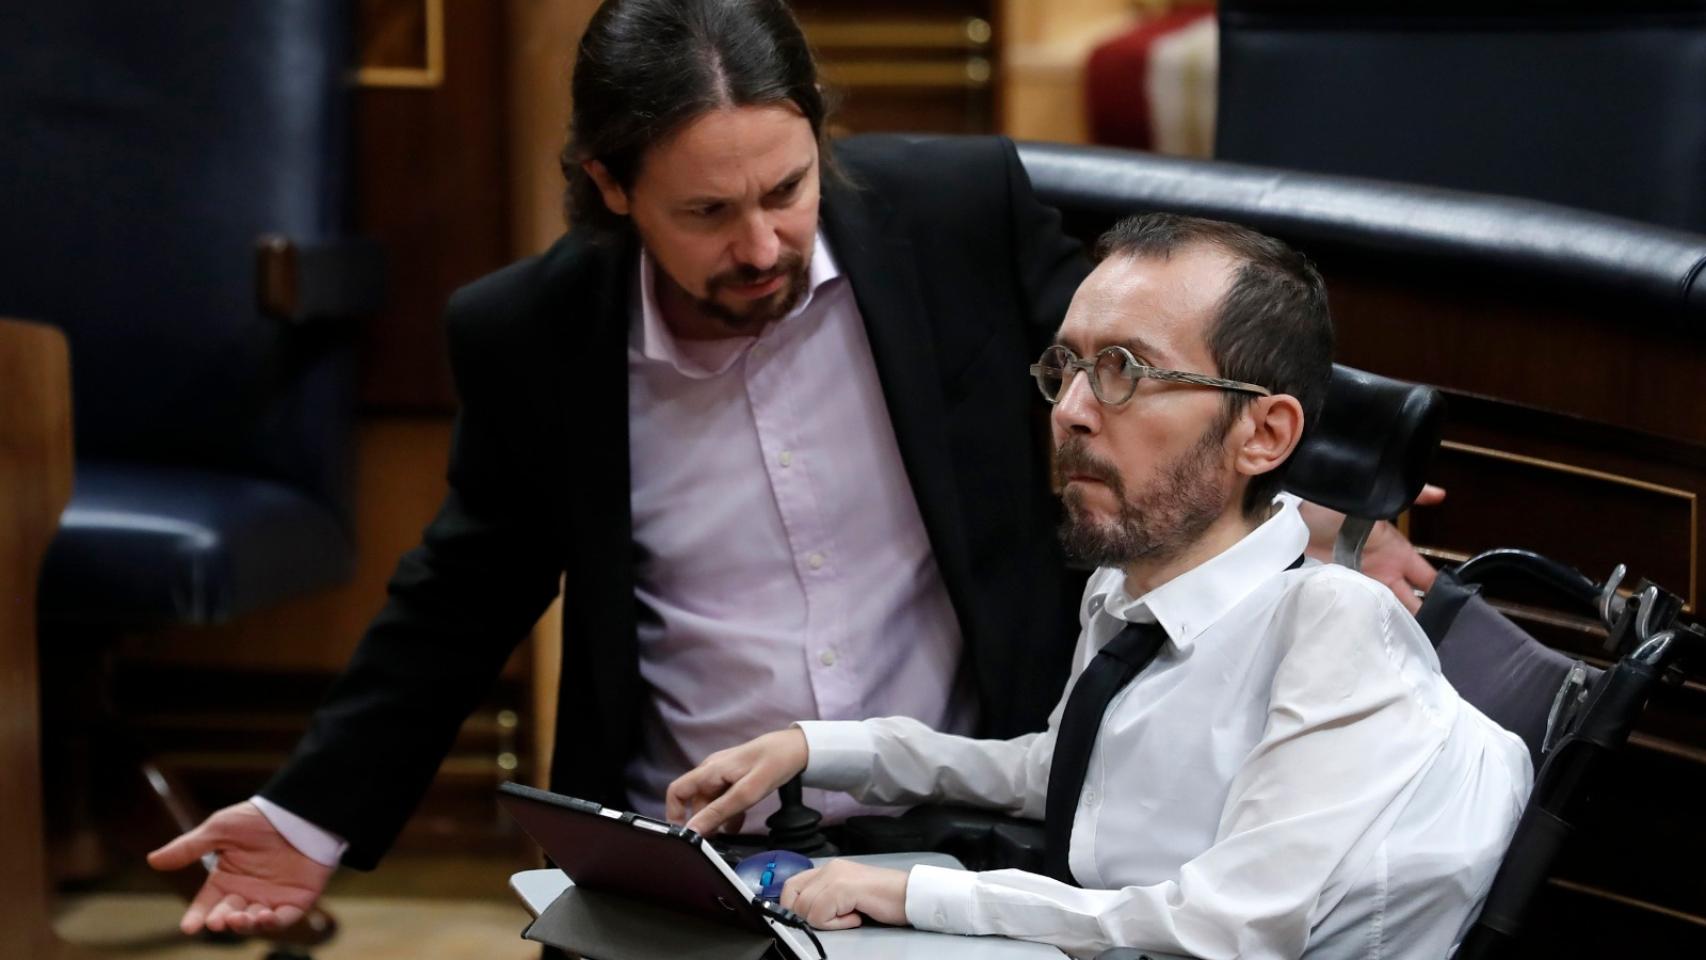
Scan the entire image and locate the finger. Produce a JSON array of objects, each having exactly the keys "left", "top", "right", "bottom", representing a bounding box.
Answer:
[
  {"left": 670, "top": 766, "right": 734, "bottom": 827},
  {"left": 665, "top": 769, "right": 714, "bottom": 823},
  {"left": 244, "top": 901, "right": 278, "bottom": 931},
  {"left": 272, "top": 904, "right": 306, "bottom": 931},
  {"left": 1403, "top": 548, "right": 1439, "bottom": 592},
  {"left": 1415, "top": 484, "right": 1447, "bottom": 506},
  {"left": 685, "top": 775, "right": 766, "bottom": 836},
  {"left": 780, "top": 868, "right": 819, "bottom": 911},
  {"left": 225, "top": 905, "right": 257, "bottom": 936},
  {"left": 789, "top": 879, "right": 823, "bottom": 925},
  {"left": 149, "top": 825, "right": 216, "bottom": 871},
  {"left": 1381, "top": 574, "right": 1423, "bottom": 615},
  {"left": 814, "top": 910, "right": 864, "bottom": 930},
  {"left": 179, "top": 881, "right": 225, "bottom": 935},
  {"left": 204, "top": 894, "right": 247, "bottom": 933}
]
